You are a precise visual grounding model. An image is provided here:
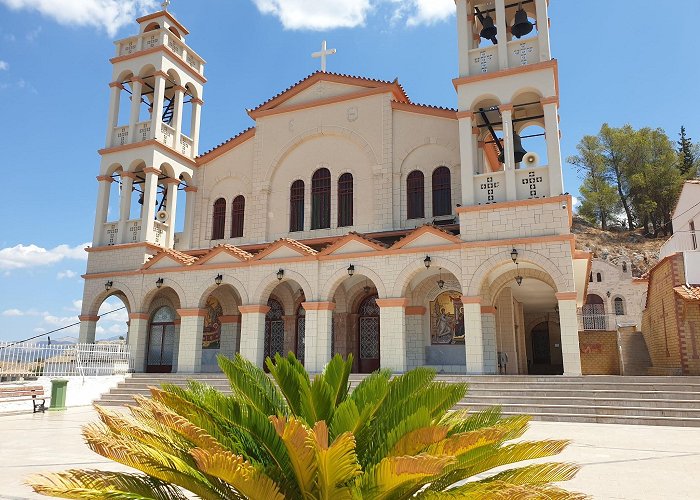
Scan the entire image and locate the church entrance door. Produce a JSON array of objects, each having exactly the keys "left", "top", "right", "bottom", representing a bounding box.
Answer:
[
  {"left": 146, "top": 306, "right": 176, "bottom": 373},
  {"left": 296, "top": 305, "right": 306, "bottom": 365},
  {"left": 358, "top": 295, "right": 380, "bottom": 374},
  {"left": 264, "top": 299, "right": 285, "bottom": 372}
]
